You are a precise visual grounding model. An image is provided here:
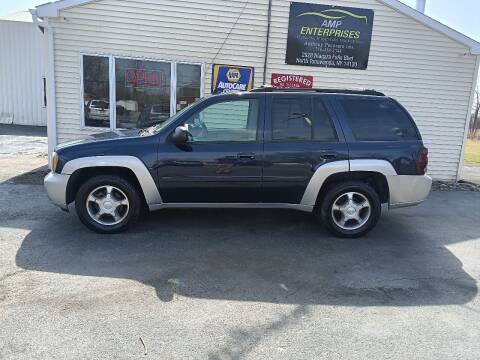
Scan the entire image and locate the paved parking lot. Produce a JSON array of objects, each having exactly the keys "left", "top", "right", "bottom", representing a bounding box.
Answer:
[{"left": 1, "top": 176, "right": 480, "bottom": 359}]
